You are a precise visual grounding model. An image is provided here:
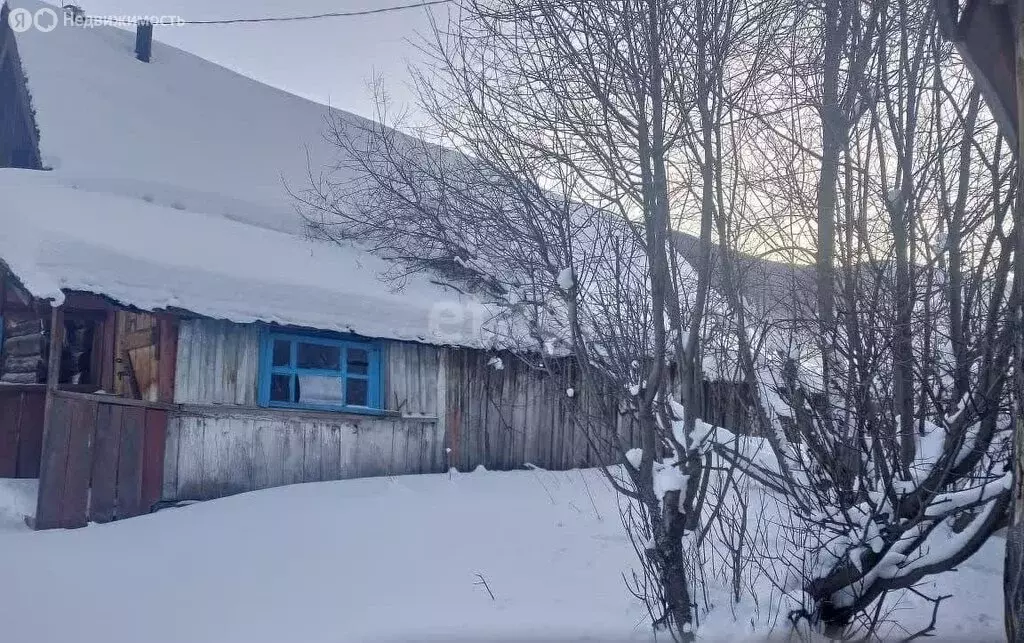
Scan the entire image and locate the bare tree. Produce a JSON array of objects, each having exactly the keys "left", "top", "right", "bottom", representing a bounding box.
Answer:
[
  {"left": 298, "top": 0, "right": 1018, "bottom": 638},
  {"left": 298, "top": 1, "right": 782, "bottom": 637},
  {"left": 729, "top": 0, "right": 1019, "bottom": 634}
]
